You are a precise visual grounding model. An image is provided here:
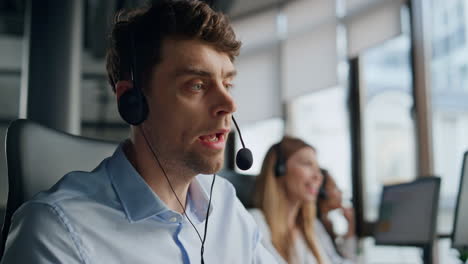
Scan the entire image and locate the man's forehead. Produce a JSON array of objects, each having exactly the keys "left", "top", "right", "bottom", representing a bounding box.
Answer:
[{"left": 159, "top": 38, "right": 236, "bottom": 76}]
